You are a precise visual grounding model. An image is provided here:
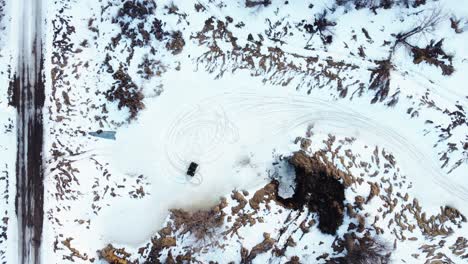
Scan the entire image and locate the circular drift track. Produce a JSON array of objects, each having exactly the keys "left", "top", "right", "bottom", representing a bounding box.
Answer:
[{"left": 163, "top": 91, "right": 468, "bottom": 202}]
